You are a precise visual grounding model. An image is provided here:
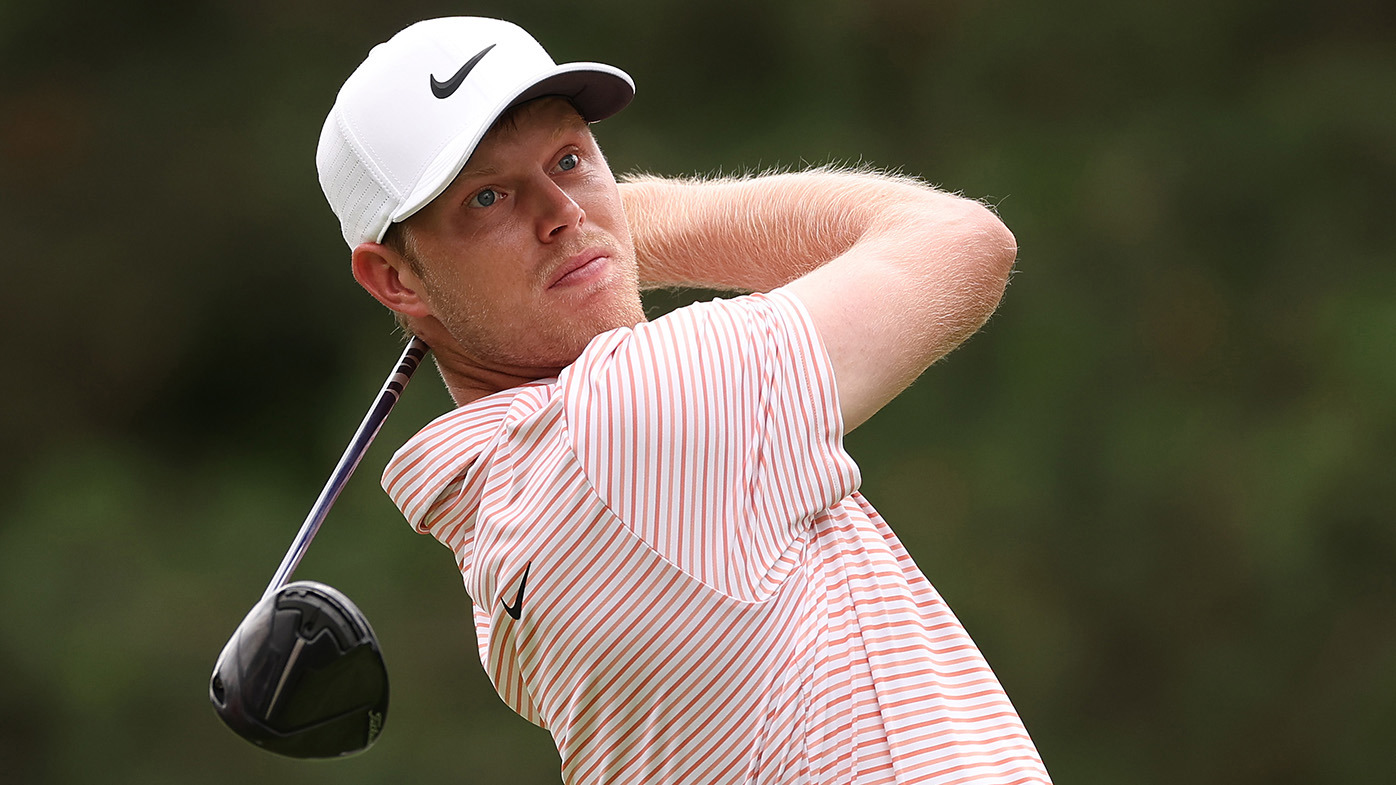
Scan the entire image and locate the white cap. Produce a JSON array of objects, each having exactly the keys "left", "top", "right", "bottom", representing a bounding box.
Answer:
[{"left": 316, "top": 17, "right": 635, "bottom": 248}]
